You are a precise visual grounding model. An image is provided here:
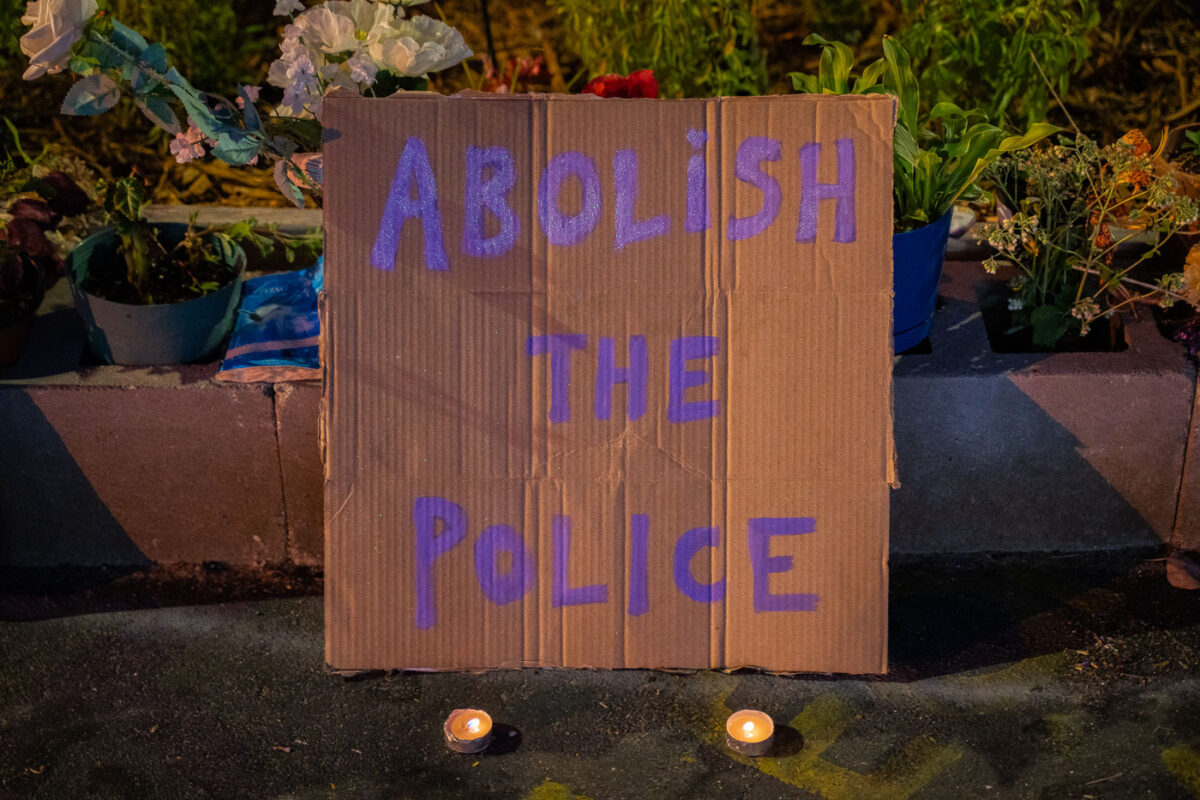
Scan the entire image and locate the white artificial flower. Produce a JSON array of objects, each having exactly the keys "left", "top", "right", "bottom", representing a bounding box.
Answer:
[
  {"left": 274, "top": 47, "right": 323, "bottom": 114},
  {"left": 273, "top": 0, "right": 305, "bottom": 16},
  {"left": 282, "top": 83, "right": 322, "bottom": 117},
  {"left": 371, "top": 15, "right": 471, "bottom": 77},
  {"left": 346, "top": 52, "right": 378, "bottom": 85},
  {"left": 20, "top": 0, "right": 98, "bottom": 80},
  {"left": 370, "top": 36, "right": 419, "bottom": 75},
  {"left": 291, "top": 5, "right": 357, "bottom": 55},
  {"left": 327, "top": 0, "right": 397, "bottom": 41},
  {"left": 318, "top": 61, "right": 359, "bottom": 92}
]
